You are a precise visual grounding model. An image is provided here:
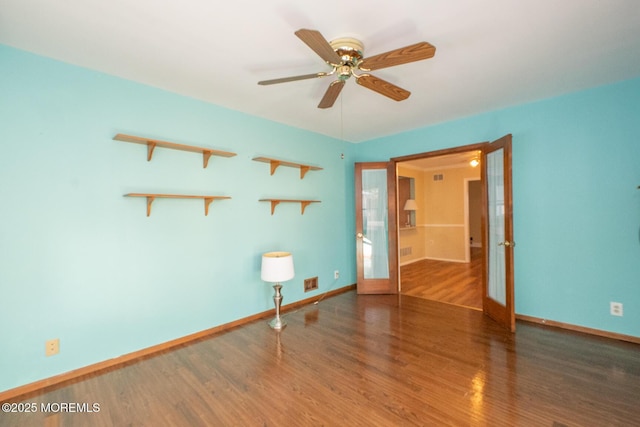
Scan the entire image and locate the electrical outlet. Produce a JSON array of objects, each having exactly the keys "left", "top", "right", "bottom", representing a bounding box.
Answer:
[
  {"left": 334, "top": 270, "right": 340, "bottom": 279},
  {"left": 45, "top": 338, "right": 59, "bottom": 356},
  {"left": 610, "top": 302, "right": 623, "bottom": 317}
]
